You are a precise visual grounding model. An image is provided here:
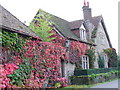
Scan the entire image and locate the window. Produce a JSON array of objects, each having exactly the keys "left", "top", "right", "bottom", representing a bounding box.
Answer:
[
  {"left": 80, "top": 29, "right": 87, "bottom": 41},
  {"left": 99, "top": 32, "right": 105, "bottom": 45},
  {"left": 82, "top": 55, "right": 89, "bottom": 69}
]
